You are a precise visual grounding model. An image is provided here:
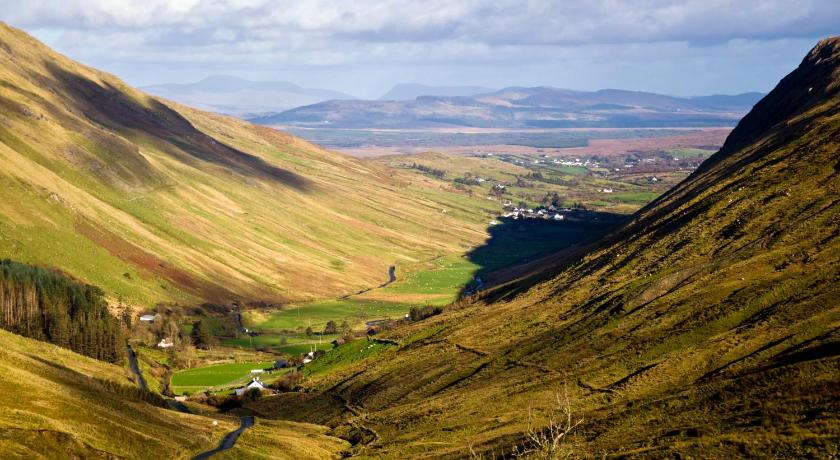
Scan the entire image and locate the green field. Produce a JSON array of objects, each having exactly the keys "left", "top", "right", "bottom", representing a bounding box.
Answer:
[
  {"left": 225, "top": 299, "right": 411, "bottom": 356},
  {"left": 302, "top": 339, "right": 393, "bottom": 378},
  {"left": 665, "top": 147, "right": 716, "bottom": 158},
  {"left": 614, "top": 191, "right": 661, "bottom": 204},
  {"left": 554, "top": 165, "right": 589, "bottom": 175},
  {"left": 377, "top": 256, "right": 479, "bottom": 304},
  {"left": 222, "top": 332, "right": 339, "bottom": 355},
  {"left": 170, "top": 361, "right": 274, "bottom": 394},
  {"left": 243, "top": 299, "right": 411, "bottom": 332}
]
